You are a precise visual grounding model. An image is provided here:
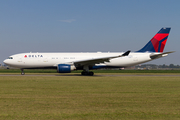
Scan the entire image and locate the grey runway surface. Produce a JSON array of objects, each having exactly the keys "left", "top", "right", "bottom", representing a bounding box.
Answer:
[{"left": 0, "top": 74, "right": 180, "bottom": 77}]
